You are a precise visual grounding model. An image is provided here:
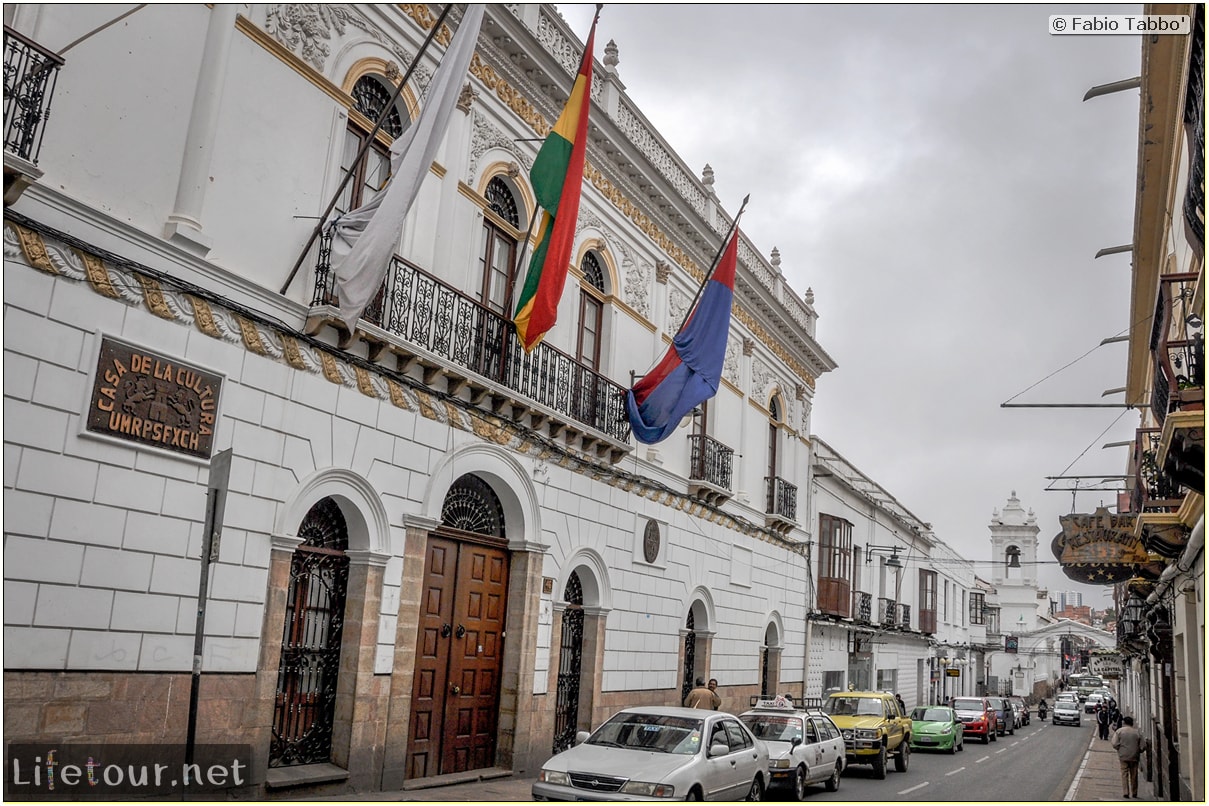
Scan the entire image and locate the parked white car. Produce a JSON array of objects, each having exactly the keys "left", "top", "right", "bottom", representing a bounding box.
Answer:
[
  {"left": 740, "top": 697, "right": 846, "bottom": 798},
  {"left": 532, "top": 706, "right": 769, "bottom": 802},
  {"left": 1084, "top": 693, "right": 1105, "bottom": 714}
]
